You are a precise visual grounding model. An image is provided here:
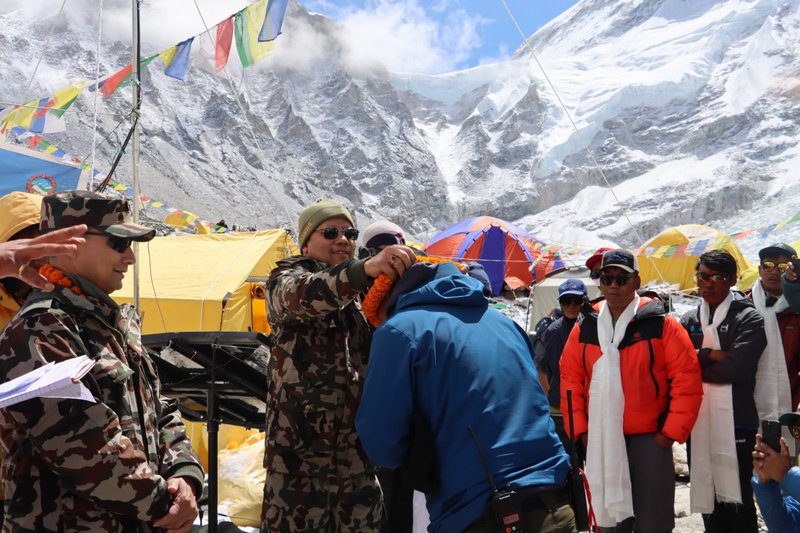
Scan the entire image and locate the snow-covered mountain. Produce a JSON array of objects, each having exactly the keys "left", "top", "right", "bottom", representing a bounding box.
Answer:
[{"left": 1, "top": 0, "right": 799, "bottom": 255}]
